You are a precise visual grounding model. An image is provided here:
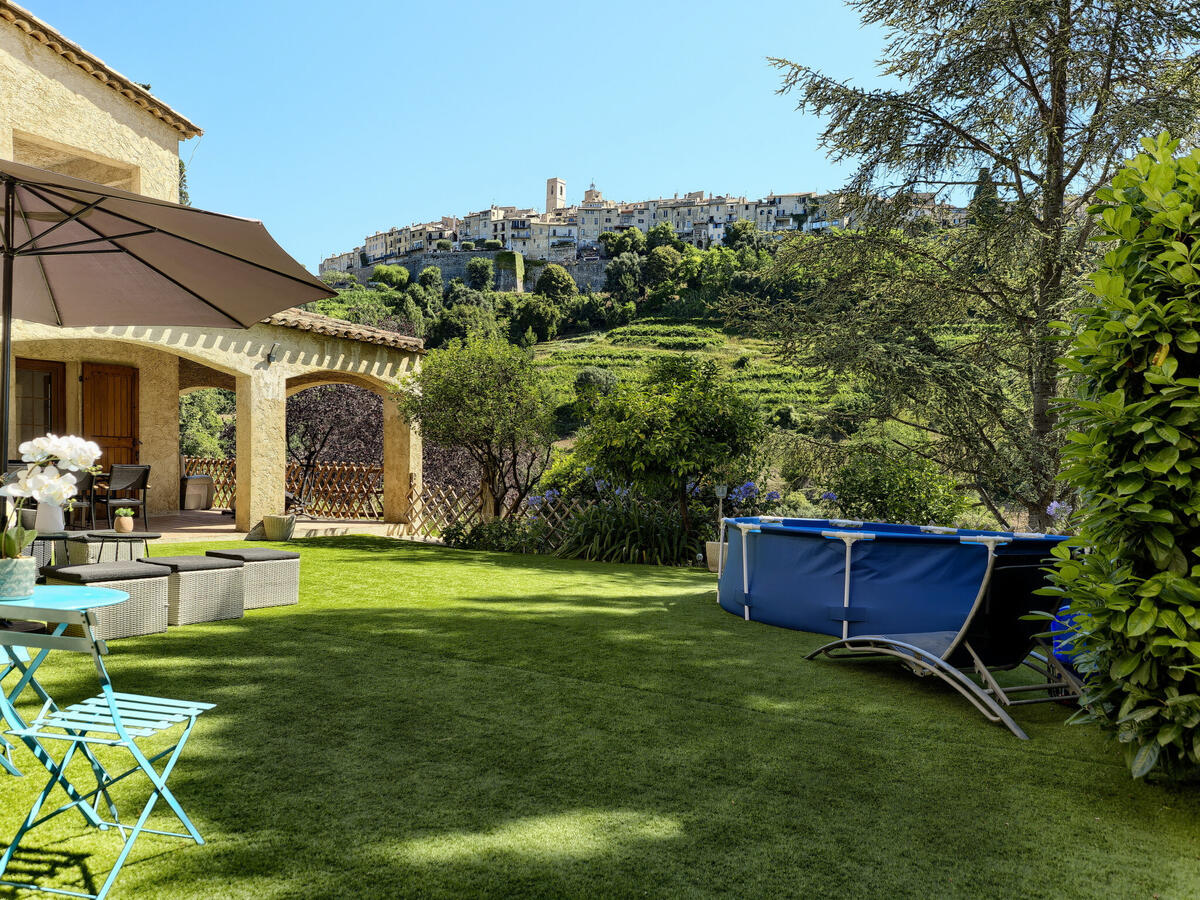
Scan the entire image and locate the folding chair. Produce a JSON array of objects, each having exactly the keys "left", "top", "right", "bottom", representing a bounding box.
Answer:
[
  {"left": 0, "top": 642, "right": 111, "bottom": 815},
  {"left": 0, "top": 606, "right": 213, "bottom": 899},
  {"left": 805, "top": 548, "right": 1083, "bottom": 739}
]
